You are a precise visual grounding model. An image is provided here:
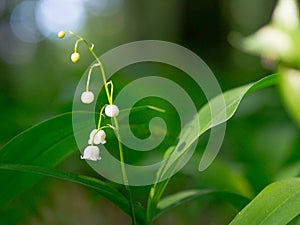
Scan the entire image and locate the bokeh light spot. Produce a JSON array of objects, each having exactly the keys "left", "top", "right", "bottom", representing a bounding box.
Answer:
[
  {"left": 10, "top": 1, "right": 43, "bottom": 43},
  {"left": 0, "top": 23, "right": 36, "bottom": 64},
  {"left": 35, "top": 0, "right": 86, "bottom": 38}
]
